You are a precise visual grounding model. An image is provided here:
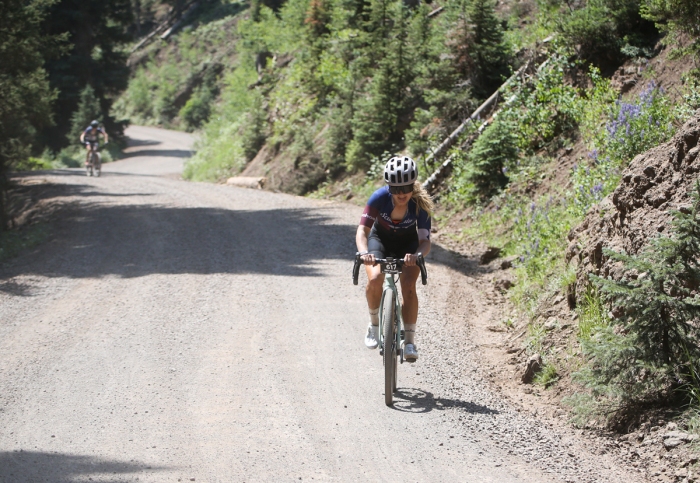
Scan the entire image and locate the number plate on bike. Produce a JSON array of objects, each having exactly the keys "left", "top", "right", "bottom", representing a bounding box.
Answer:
[{"left": 382, "top": 263, "right": 398, "bottom": 272}]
